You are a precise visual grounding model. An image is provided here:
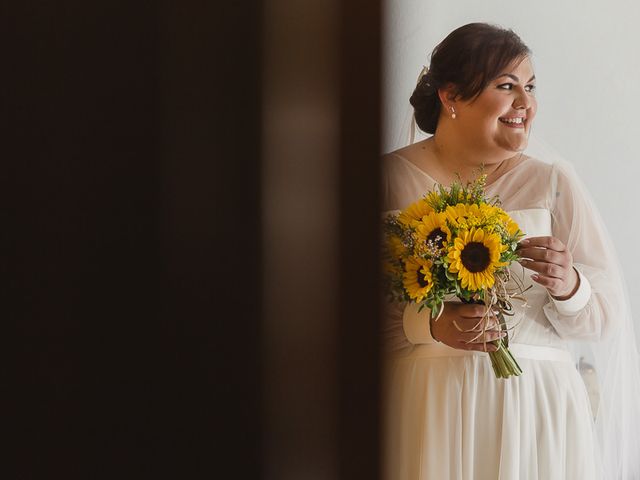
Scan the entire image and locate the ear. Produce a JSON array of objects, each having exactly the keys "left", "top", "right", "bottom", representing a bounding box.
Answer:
[{"left": 437, "top": 83, "right": 458, "bottom": 107}]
